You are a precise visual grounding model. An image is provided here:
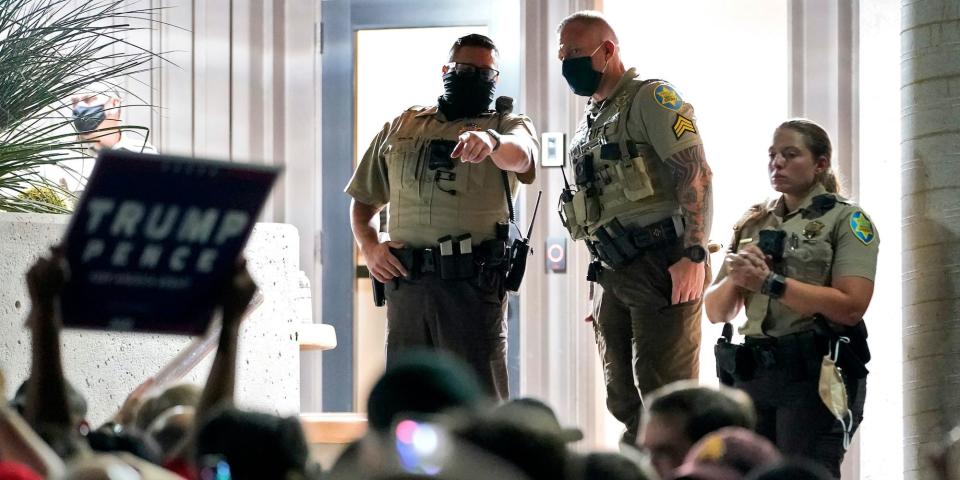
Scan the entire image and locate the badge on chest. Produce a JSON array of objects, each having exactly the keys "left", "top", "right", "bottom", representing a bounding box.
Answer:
[{"left": 803, "top": 220, "right": 825, "bottom": 239}]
